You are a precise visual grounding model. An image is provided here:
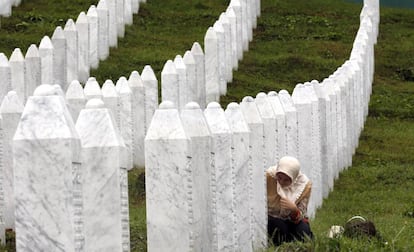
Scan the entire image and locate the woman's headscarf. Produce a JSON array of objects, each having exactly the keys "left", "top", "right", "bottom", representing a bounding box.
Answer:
[{"left": 269, "top": 156, "right": 310, "bottom": 203}]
